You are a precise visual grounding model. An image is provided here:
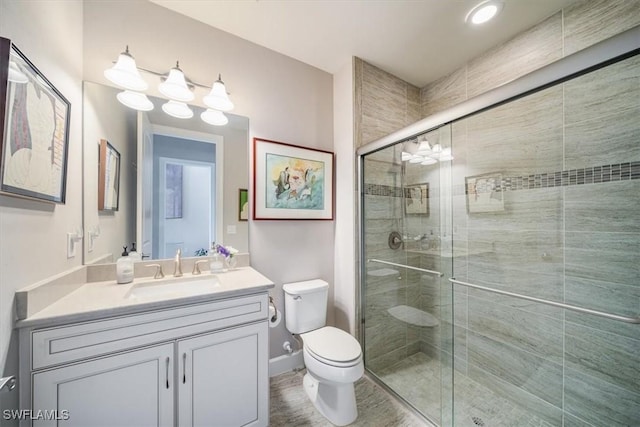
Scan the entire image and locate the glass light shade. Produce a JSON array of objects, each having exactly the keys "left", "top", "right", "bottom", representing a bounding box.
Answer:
[
  {"left": 416, "top": 141, "right": 432, "bottom": 156},
  {"left": 203, "top": 75, "right": 234, "bottom": 112},
  {"left": 116, "top": 90, "right": 154, "bottom": 111},
  {"left": 421, "top": 157, "right": 438, "bottom": 165},
  {"left": 8, "top": 61, "right": 28, "bottom": 84},
  {"left": 104, "top": 49, "right": 148, "bottom": 91},
  {"left": 439, "top": 148, "right": 454, "bottom": 161},
  {"left": 409, "top": 155, "right": 424, "bottom": 164},
  {"left": 201, "top": 109, "right": 228, "bottom": 126},
  {"left": 401, "top": 151, "right": 412, "bottom": 161},
  {"left": 159, "top": 66, "right": 194, "bottom": 102},
  {"left": 162, "top": 100, "right": 193, "bottom": 119}
]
